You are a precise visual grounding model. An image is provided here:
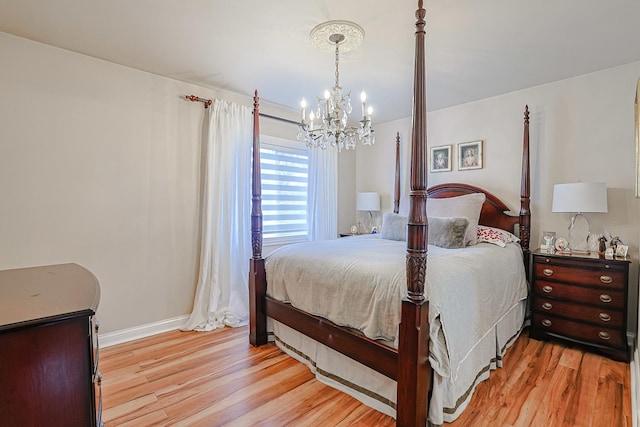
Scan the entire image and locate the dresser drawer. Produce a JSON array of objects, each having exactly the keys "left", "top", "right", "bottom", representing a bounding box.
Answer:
[
  {"left": 533, "top": 261, "right": 625, "bottom": 290},
  {"left": 533, "top": 280, "right": 624, "bottom": 309},
  {"left": 532, "top": 313, "right": 626, "bottom": 349},
  {"left": 532, "top": 296, "right": 624, "bottom": 328}
]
